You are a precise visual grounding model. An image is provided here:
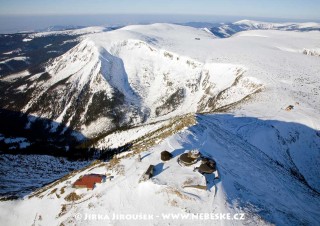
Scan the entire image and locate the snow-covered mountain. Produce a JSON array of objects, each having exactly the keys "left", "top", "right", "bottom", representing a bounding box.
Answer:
[
  {"left": 35, "top": 25, "right": 87, "bottom": 32},
  {"left": 0, "top": 24, "right": 262, "bottom": 140},
  {"left": 234, "top": 19, "right": 320, "bottom": 30},
  {"left": 1, "top": 113, "right": 319, "bottom": 225},
  {"left": 209, "top": 19, "right": 320, "bottom": 38},
  {"left": 0, "top": 22, "right": 320, "bottom": 225}
]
